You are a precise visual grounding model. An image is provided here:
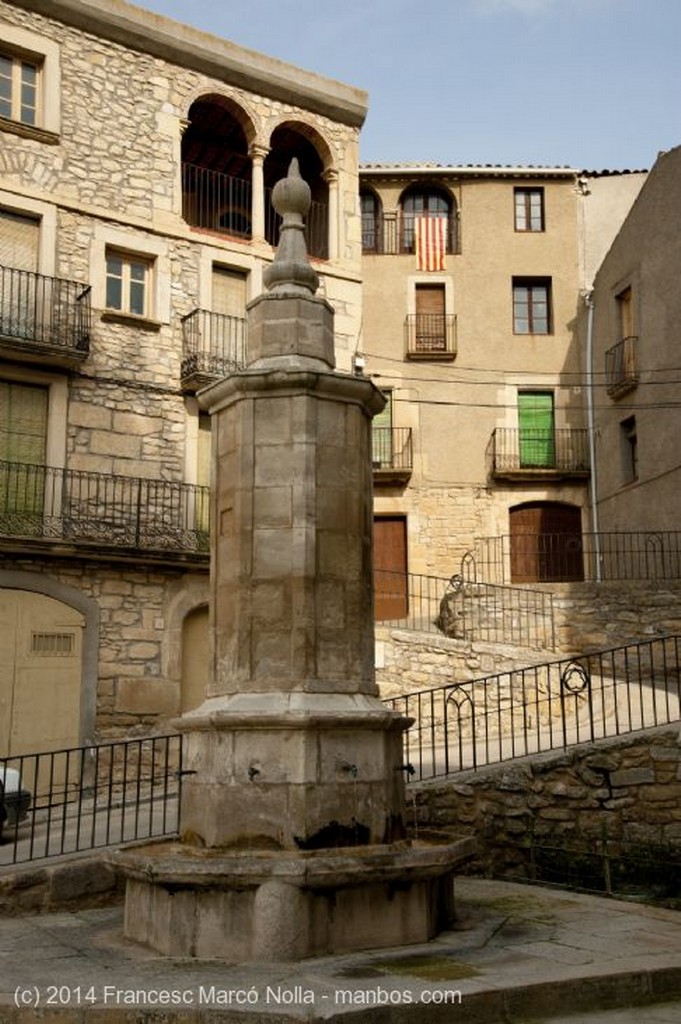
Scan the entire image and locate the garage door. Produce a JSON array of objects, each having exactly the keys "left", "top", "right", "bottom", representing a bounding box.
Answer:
[
  {"left": 0, "top": 590, "right": 83, "bottom": 757},
  {"left": 374, "top": 516, "right": 408, "bottom": 620},
  {"left": 510, "top": 503, "right": 584, "bottom": 583}
]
